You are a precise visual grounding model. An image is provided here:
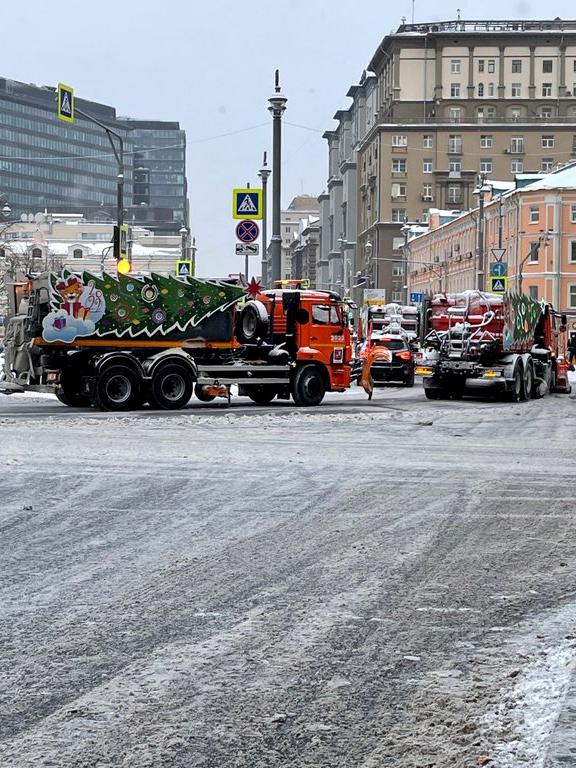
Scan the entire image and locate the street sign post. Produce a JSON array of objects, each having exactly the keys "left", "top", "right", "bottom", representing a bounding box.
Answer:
[
  {"left": 410, "top": 292, "right": 424, "bottom": 303},
  {"left": 57, "top": 83, "right": 75, "bottom": 123},
  {"left": 491, "top": 248, "right": 506, "bottom": 262},
  {"left": 235, "top": 243, "right": 260, "bottom": 256},
  {"left": 176, "top": 260, "right": 193, "bottom": 277},
  {"left": 490, "top": 276, "right": 508, "bottom": 293},
  {"left": 232, "top": 188, "right": 263, "bottom": 220},
  {"left": 490, "top": 262, "right": 508, "bottom": 277},
  {"left": 235, "top": 220, "right": 260, "bottom": 243}
]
